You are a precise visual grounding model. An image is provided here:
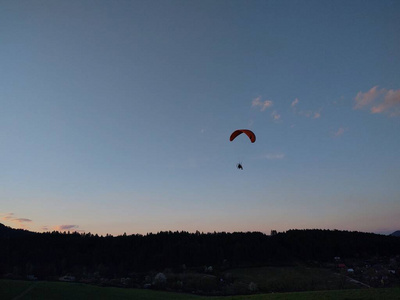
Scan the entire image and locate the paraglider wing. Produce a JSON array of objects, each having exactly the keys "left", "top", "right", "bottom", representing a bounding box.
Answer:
[{"left": 229, "top": 129, "right": 256, "bottom": 143}]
